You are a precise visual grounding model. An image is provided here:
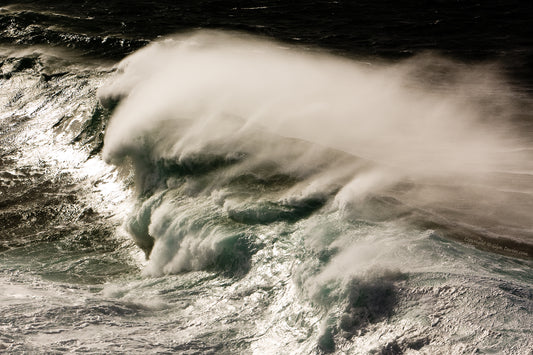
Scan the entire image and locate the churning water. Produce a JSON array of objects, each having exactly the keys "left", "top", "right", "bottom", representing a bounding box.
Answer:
[{"left": 1, "top": 2, "right": 532, "bottom": 354}]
